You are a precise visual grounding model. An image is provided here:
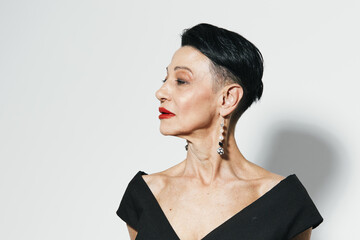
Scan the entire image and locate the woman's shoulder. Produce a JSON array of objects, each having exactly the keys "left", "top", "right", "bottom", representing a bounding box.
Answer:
[
  {"left": 141, "top": 171, "right": 170, "bottom": 196},
  {"left": 251, "top": 166, "right": 314, "bottom": 204},
  {"left": 256, "top": 171, "right": 286, "bottom": 197},
  {"left": 243, "top": 162, "right": 286, "bottom": 196},
  {"left": 141, "top": 163, "right": 186, "bottom": 196}
]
